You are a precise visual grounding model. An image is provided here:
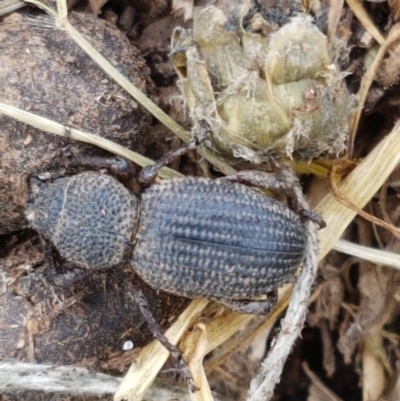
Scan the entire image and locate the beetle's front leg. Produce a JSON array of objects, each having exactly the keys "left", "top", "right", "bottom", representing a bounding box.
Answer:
[
  {"left": 131, "top": 277, "right": 198, "bottom": 392},
  {"left": 62, "top": 148, "right": 136, "bottom": 183},
  {"left": 138, "top": 125, "right": 209, "bottom": 187},
  {"left": 216, "top": 290, "right": 278, "bottom": 315}
]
